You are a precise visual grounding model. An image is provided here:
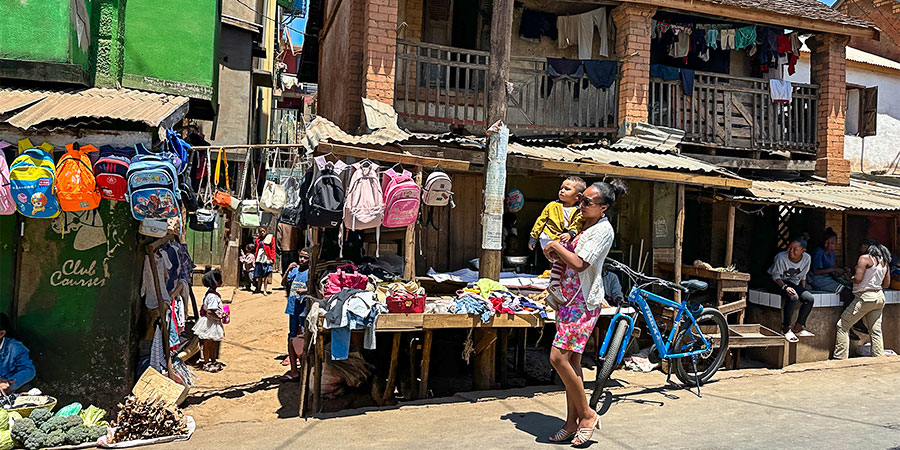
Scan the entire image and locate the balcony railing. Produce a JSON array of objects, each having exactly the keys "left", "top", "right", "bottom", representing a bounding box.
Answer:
[
  {"left": 394, "top": 40, "right": 617, "bottom": 137},
  {"left": 649, "top": 72, "right": 818, "bottom": 155}
]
